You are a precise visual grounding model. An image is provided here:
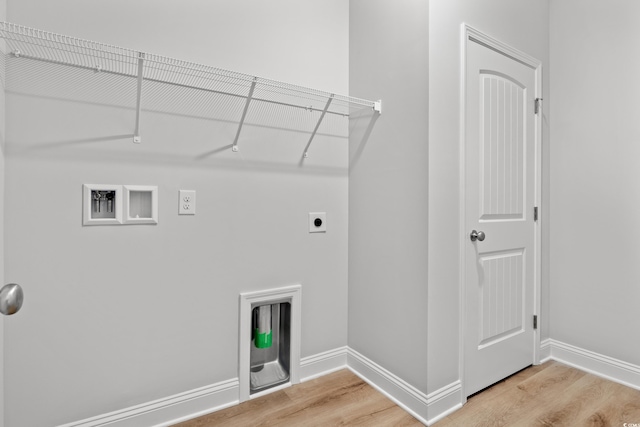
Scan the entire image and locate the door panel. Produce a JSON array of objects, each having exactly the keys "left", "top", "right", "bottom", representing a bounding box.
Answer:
[
  {"left": 465, "top": 38, "right": 537, "bottom": 396},
  {"left": 478, "top": 249, "right": 524, "bottom": 348},
  {"left": 480, "top": 72, "right": 525, "bottom": 220}
]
